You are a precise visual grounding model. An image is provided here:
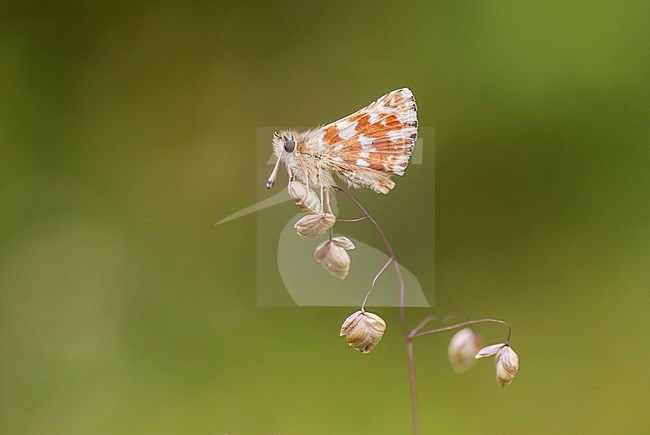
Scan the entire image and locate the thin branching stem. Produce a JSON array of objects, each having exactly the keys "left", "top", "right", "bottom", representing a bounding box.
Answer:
[
  {"left": 337, "top": 216, "right": 369, "bottom": 223},
  {"left": 333, "top": 187, "right": 513, "bottom": 435},
  {"left": 411, "top": 318, "right": 512, "bottom": 342},
  {"left": 334, "top": 186, "right": 418, "bottom": 435},
  {"left": 411, "top": 312, "right": 465, "bottom": 335},
  {"left": 361, "top": 256, "right": 394, "bottom": 312}
]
